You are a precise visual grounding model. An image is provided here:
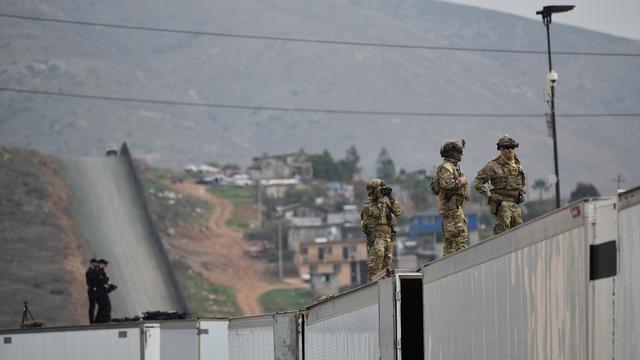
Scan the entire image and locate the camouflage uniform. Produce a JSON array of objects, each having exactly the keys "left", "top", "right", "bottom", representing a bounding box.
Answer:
[
  {"left": 474, "top": 135, "right": 526, "bottom": 235},
  {"left": 435, "top": 140, "right": 469, "bottom": 256},
  {"left": 360, "top": 179, "right": 401, "bottom": 281}
]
